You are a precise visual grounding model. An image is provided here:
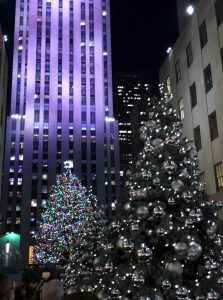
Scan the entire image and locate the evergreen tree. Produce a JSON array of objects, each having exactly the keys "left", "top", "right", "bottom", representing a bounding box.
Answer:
[
  {"left": 63, "top": 196, "right": 107, "bottom": 294},
  {"left": 34, "top": 161, "right": 90, "bottom": 265},
  {"left": 87, "top": 86, "right": 223, "bottom": 299}
]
